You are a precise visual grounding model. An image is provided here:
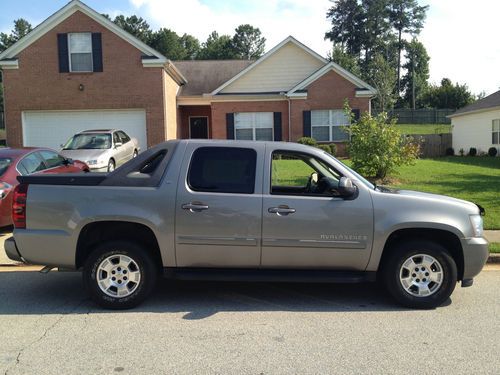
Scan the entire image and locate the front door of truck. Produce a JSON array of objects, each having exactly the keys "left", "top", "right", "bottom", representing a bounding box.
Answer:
[
  {"left": 261, "top": 147, "right": 374, "bottom": 270},
  {"left": 175, "top": 143, "right": 264, "bottom": 268}
]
